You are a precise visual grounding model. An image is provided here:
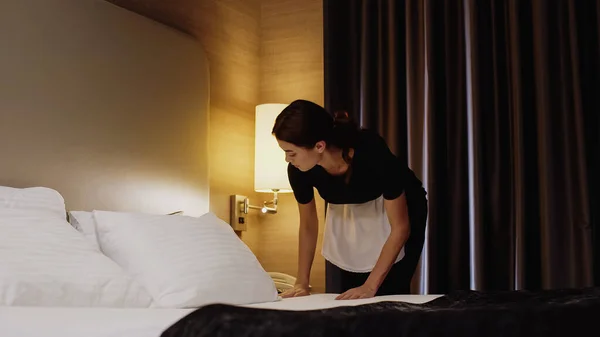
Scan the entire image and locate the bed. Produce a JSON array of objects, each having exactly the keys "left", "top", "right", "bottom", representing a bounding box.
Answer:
[
  {"left": 0, "top": 184, "right": 446, "bottom": 337},
  {"left": 2, "top": 0, "right": 600, "bottom": 337},
  {"left": 0, "top": 185, "right": 448, "bottom": 337}
]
